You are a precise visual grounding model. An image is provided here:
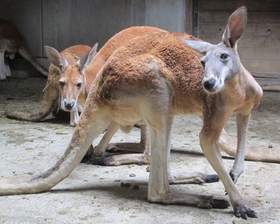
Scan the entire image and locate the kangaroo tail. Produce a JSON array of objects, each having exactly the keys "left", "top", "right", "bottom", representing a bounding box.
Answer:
[
  {"left": 0, "top": 109, "right": 111, "bottom": 195},
  {"left": 18, "top": 45, "right": 48, "bottom": 77},
  {"left": 219, "top": 129, "right": 280, "bottom": 163},
  {"left": 243, "top": 146, "right": 280, "bottom": 163},
  {"left": 5, "top": 83, "right": 59, "bottom": 121}
]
